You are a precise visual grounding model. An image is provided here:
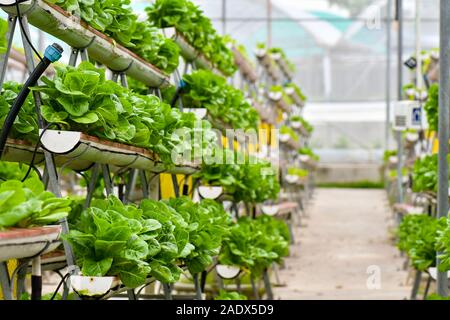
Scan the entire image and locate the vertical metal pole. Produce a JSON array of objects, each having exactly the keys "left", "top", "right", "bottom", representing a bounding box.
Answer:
[
  {"left": 410, "top": 270, "right": 422, "bottom": 300},
  {"left": 193, "top": 273, "right": 202, "bottom": 300},
  {"left": 396, "top": 130, "right": 404, "bottom": 203},
  {"left": 415, "top": 0, "right": 422, "bottom": 90},
  {"left": 267, "top": 0, "right": 272, "bottom": 47},
  {"left": 0, "top": 262, "right": 12, "bottom": 300},
  {"left": 162, "top": 283, "right": 173, "bottom": 300},
  {"left": 395, "top": 0, "right": 404, "bottom": 204},
  {"left": 263, "top": 269, "right": 273, "bottom": 300},
  {"left": 102, "top": 164, "right": 114, "bottom": 196},
  {"left": 221, "top": 0, "right": 226, "bottom": 35},
  {"left": 385, "top": 0, "right": 392, "bottom": 150},
  {"left": 0, "top": 16, "right": 17, "bottom": 89},
  {"left": 437, "top": 0, "right": 450, "bottom": 297},
  {"left": 250, "top": 275, "right": 259, "bottom": 299},
  {"left": 397, "top": 0, "right": 403, "bottom": 100},
  {"left": 139, "top": 170, "right": 150, "bottom": 198}
]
